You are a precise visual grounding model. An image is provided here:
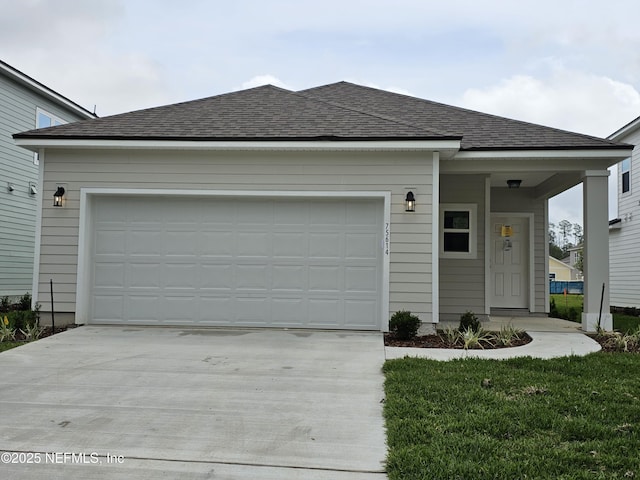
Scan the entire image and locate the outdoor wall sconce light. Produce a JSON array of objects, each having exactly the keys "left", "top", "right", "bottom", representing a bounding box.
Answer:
[
  {"left": 29, "top": 183, "right": 37, "bottom": 196},
  {"left": 405, "top": 191, "right": 416, "bottom": 212},
  {"left": 7, "top": 183, "right": 15, "bottom": 192},
  {"left": 53, "top": 186, "right": 65, "bottom": 207},
  {"left": 507, "top": 179, "right": 522, "bottom": 189}
]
